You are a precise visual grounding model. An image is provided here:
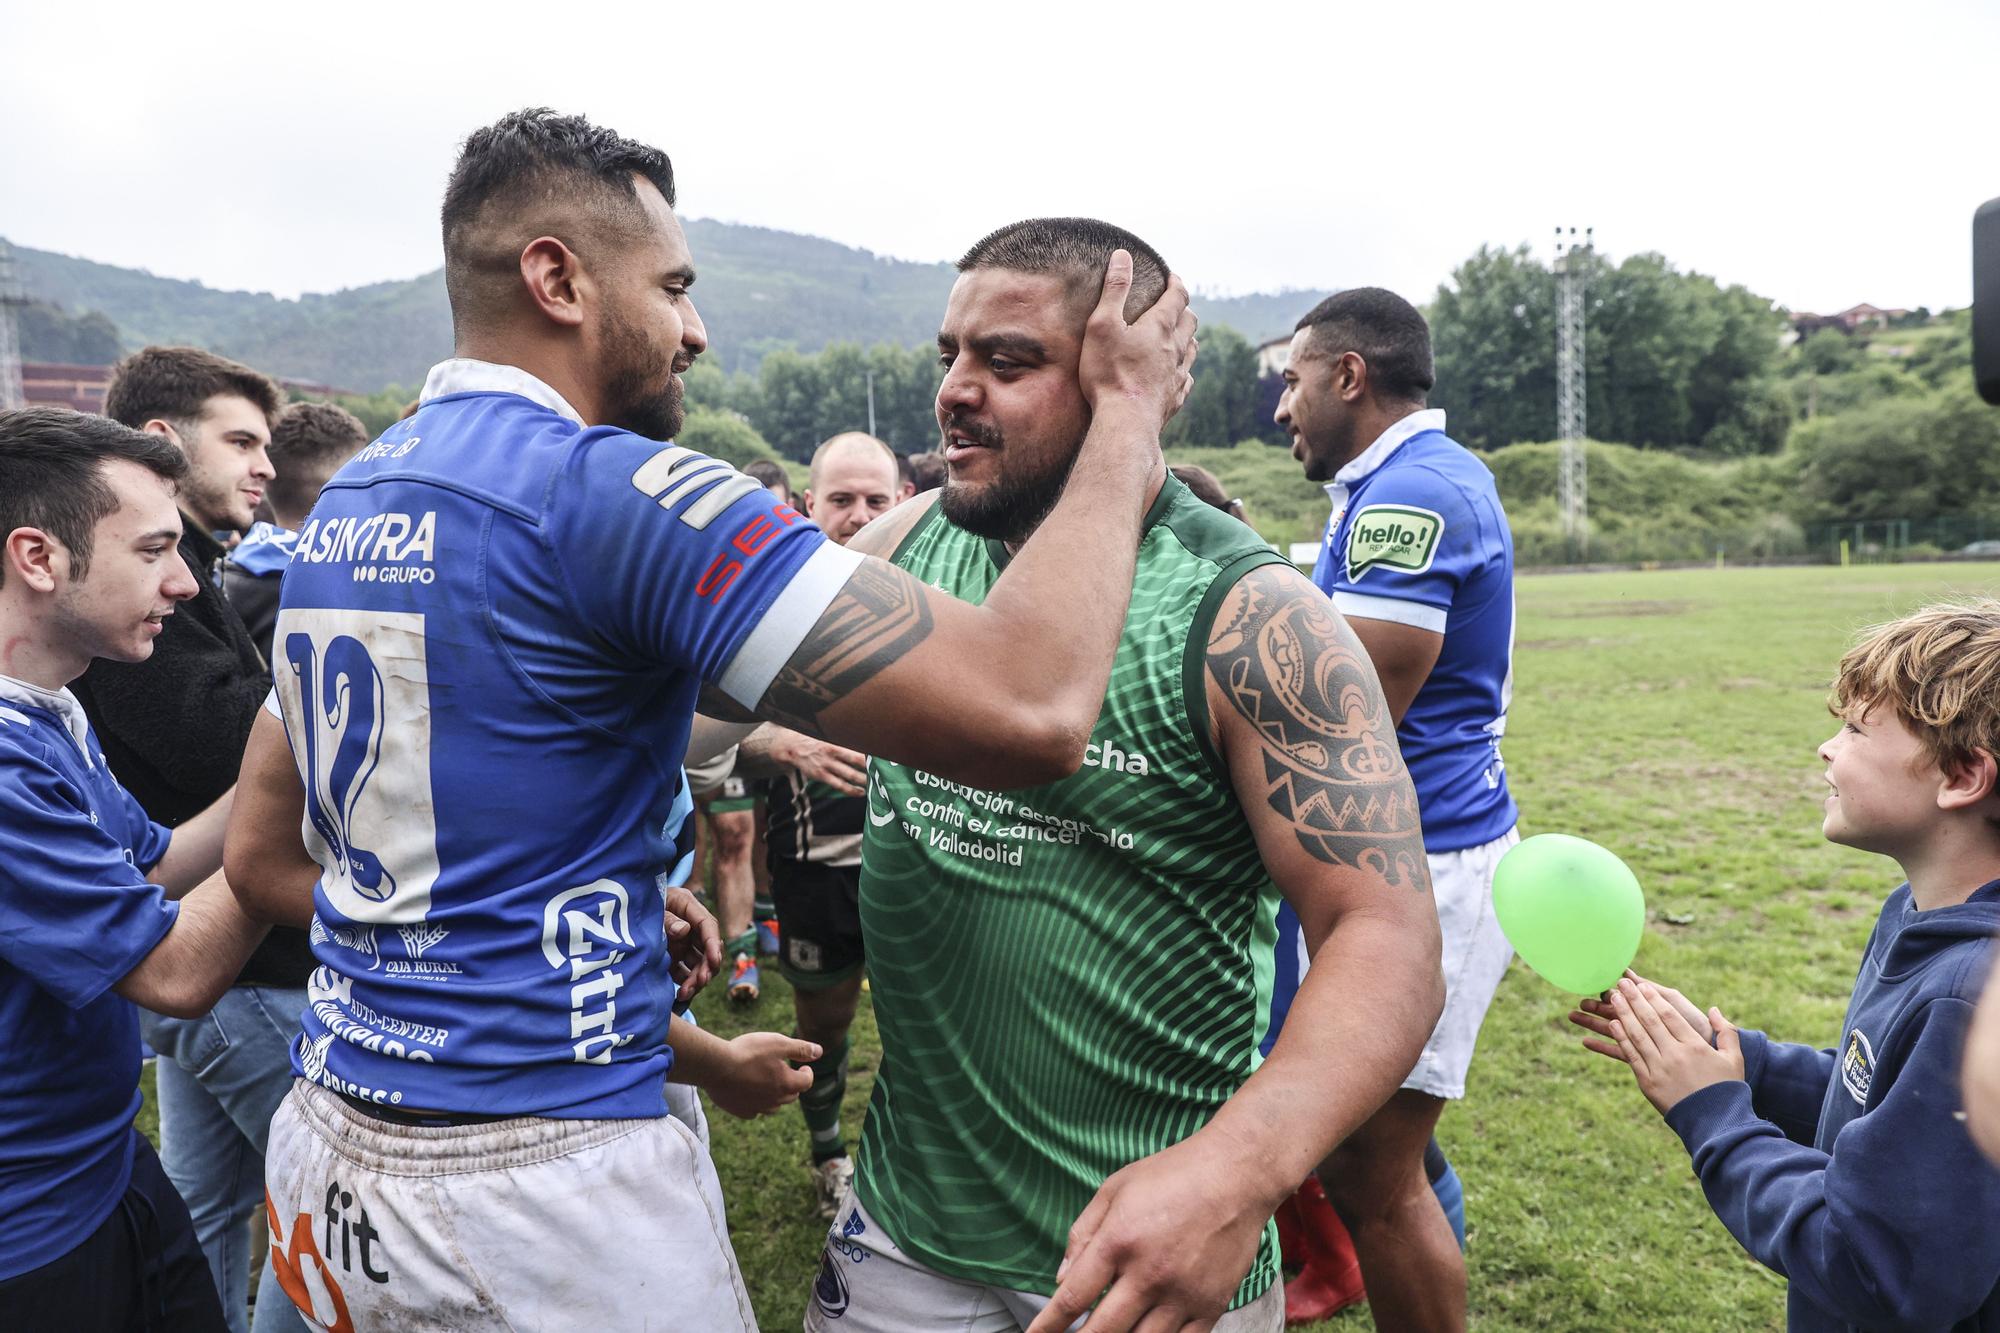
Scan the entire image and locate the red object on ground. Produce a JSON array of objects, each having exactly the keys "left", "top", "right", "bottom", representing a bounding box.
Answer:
[{"left": 1279, "top": 1177, "right": 1365, "bottom": 1325}]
